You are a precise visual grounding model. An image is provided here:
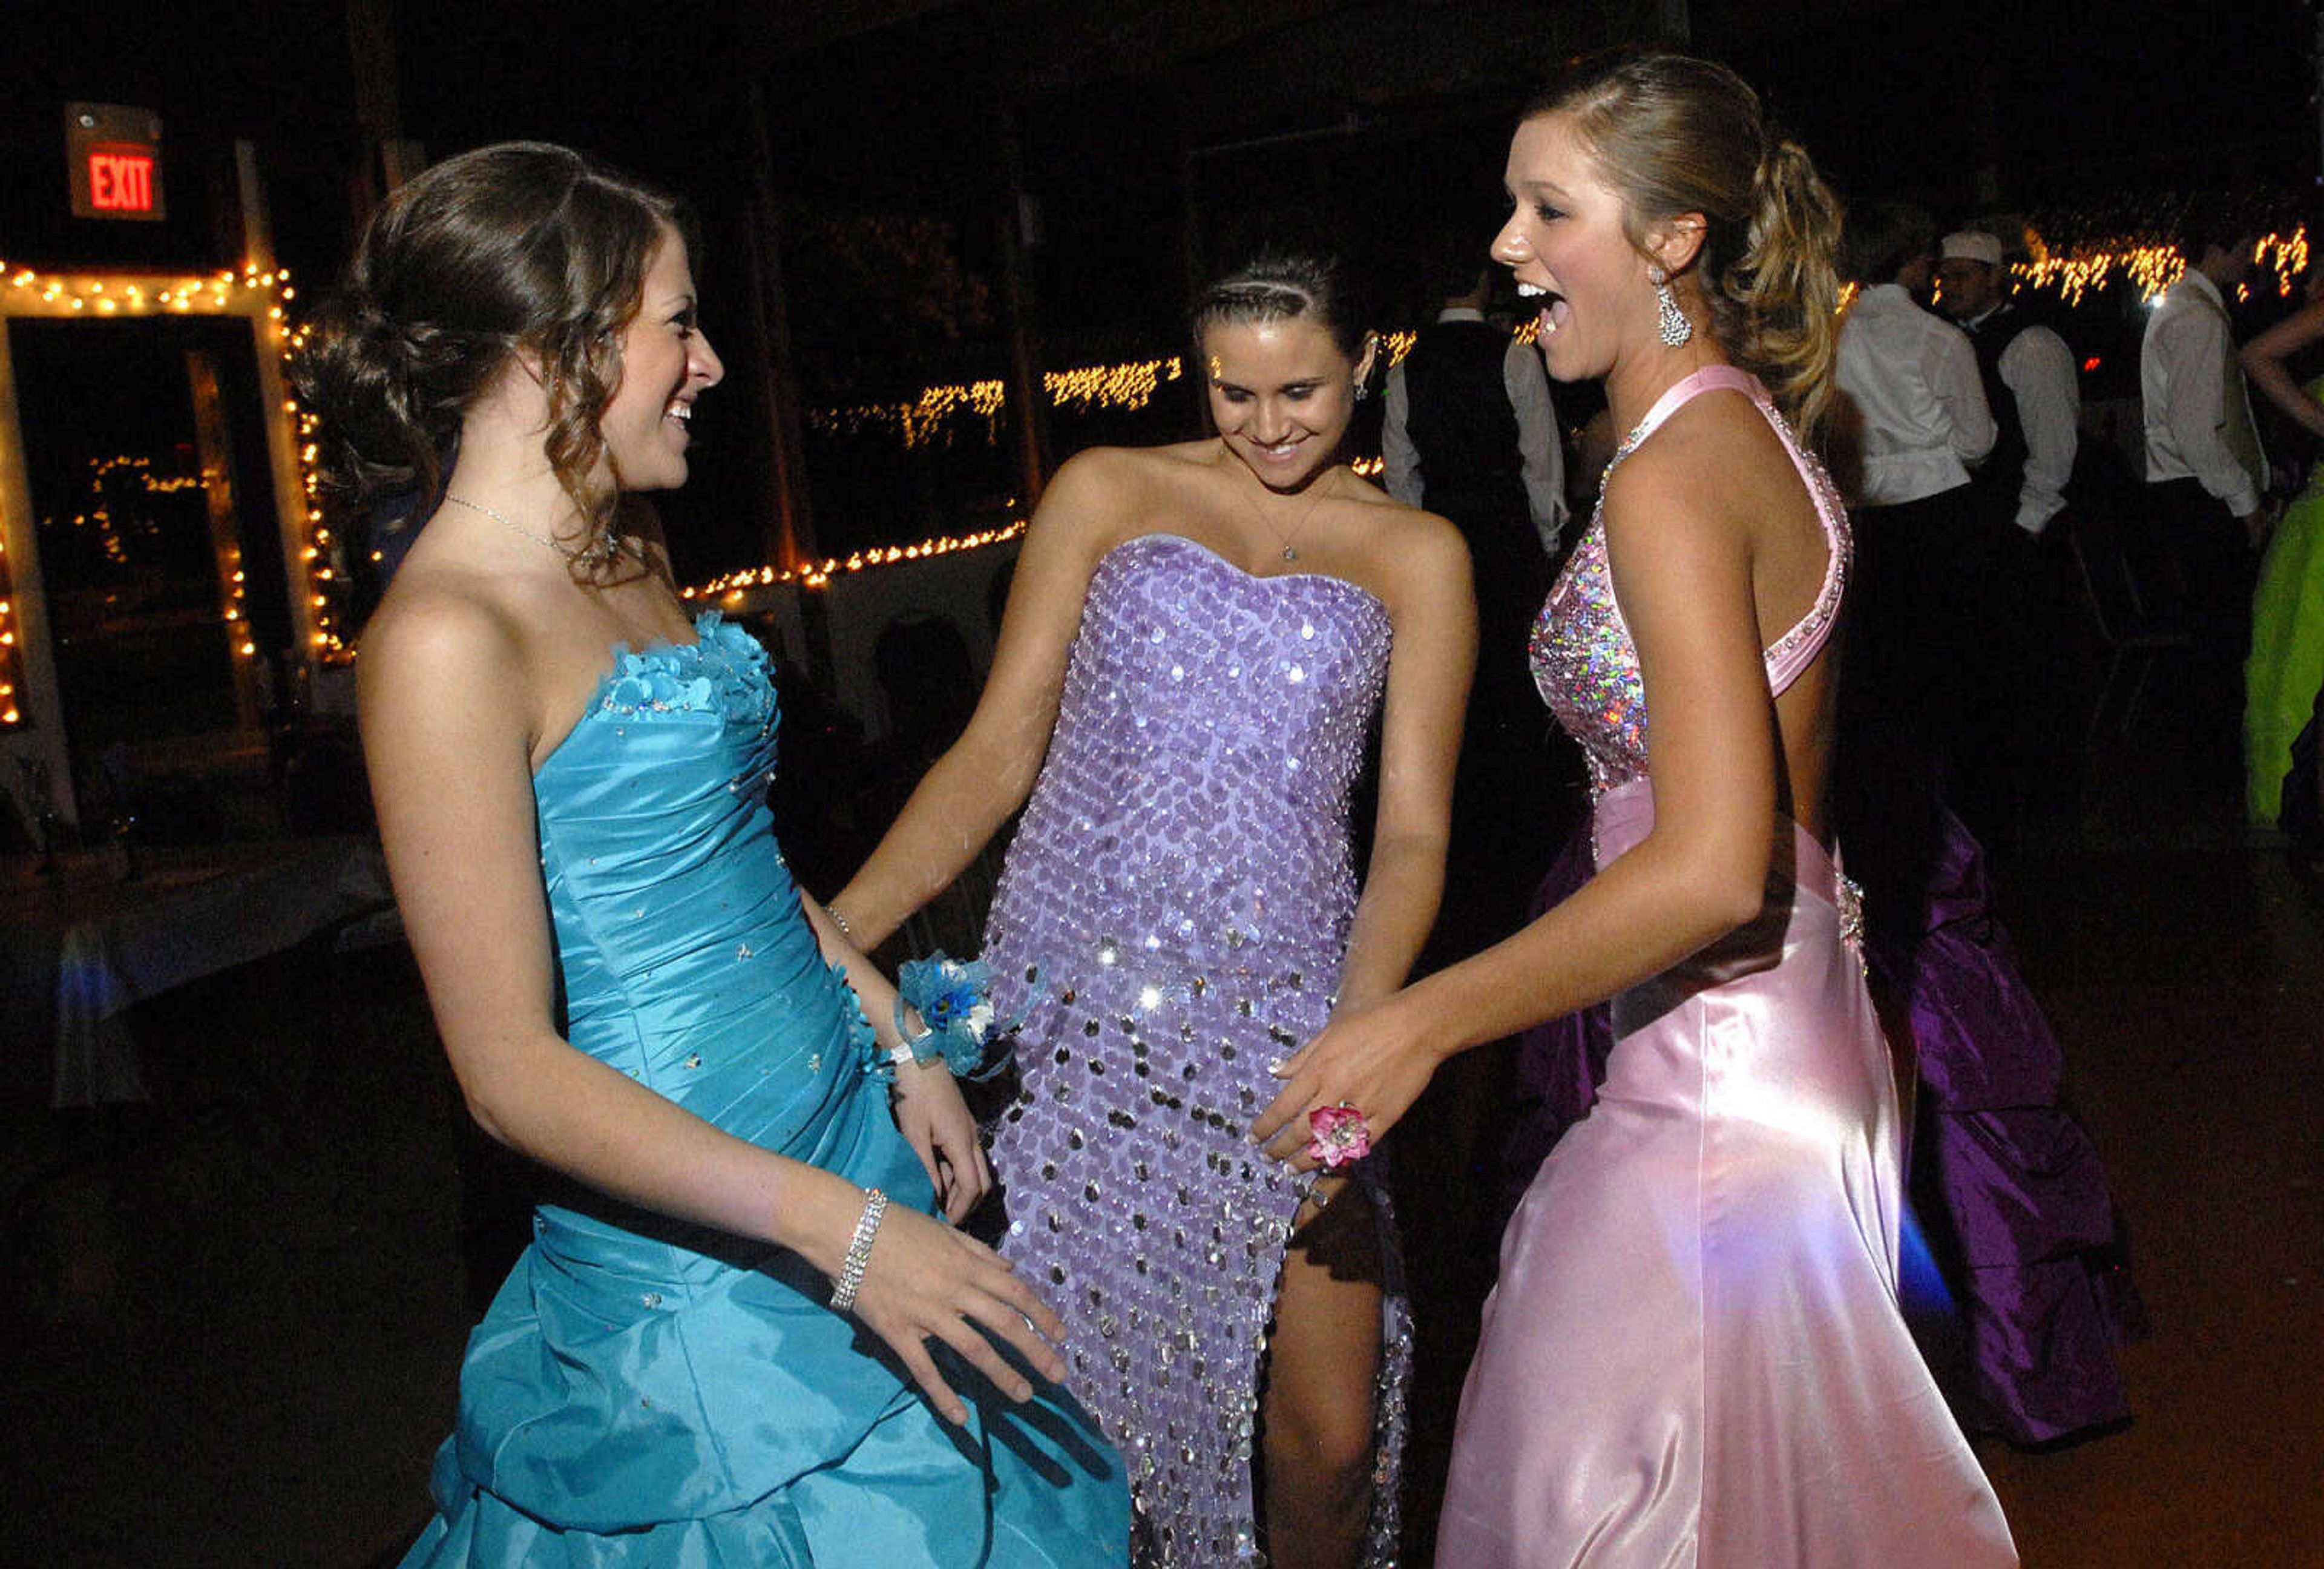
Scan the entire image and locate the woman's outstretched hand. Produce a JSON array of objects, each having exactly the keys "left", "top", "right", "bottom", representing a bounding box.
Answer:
[
  {"left": 891, "top": 1059, "right": 993, "bottom": 1222},
  {"left": 1249, "top": 994, "right": 1448, "bottom": 1173},
  {"left": 844, "top": 1204, "right": 1068, "bottom": 1426}
]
